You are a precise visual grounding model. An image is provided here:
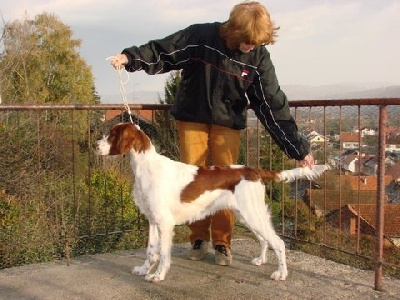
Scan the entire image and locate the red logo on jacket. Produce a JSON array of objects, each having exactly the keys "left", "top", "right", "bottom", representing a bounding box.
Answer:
[{"left": 241, "top": 70, "right": 249, "bottom": 77}]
